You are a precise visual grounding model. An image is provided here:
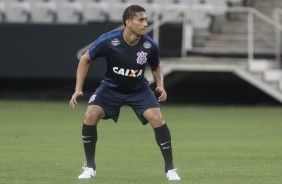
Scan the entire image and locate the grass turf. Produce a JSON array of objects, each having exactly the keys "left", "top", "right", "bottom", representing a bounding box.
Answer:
[{"left": 0, "top": 99, "right": 282, "bottom": 184}]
